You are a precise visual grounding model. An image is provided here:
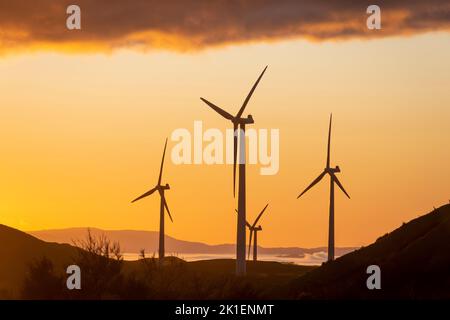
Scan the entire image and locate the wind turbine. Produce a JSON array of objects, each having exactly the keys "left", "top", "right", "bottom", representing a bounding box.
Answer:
[
  {"left": 297, "top": 114, "right": 350, "bottom": 262},
  {"left": 200, "top": 66, "right": 268, "bottom": 275},
  {"left": 131, "top": 138, "right": 173, "bottom": 265},
  {"left": 236, "top": 204, "right": 269, "bottom": 262}
]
